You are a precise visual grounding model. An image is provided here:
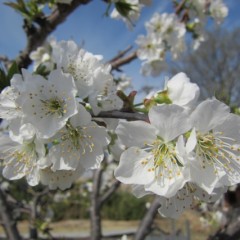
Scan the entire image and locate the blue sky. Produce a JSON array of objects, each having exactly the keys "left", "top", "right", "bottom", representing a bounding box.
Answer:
[{"left": 0, "top": 0, "right": 239, "bottom": 98}]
